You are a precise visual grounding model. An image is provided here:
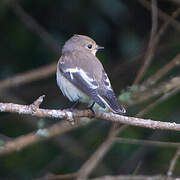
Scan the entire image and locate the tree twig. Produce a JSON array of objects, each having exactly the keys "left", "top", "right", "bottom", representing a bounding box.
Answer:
[
  {"left": 1, "top": 96, "right": 180, "bottom": 131},
  {"left": 0, "top": 0, "right": 59, "bottom": 90},
  {"left": 2, "top": 0, "right": 60, "bottom": 54},
  {"left": 76, "top": 125, "right": 124, "bottom": 179},
  {"left": 90, "top": 174, "right": 175, "bottom": 180},
  {"left": 134, "top": 5, "right": 180, "bottom": 85},
  {"left": 0, "top": 120, "right": 85, "bottom": 155},
  {"left": 0, "top": 62, "right": 56, "bottom": 89},
  {"left": 1, "top": 96, "right": 180, "bottom": 156},
  {"left": 131, "top": 76, "right": 180, "bottom": 104},
  {"left": 167, "top": 146, "right": 180, "bottom": 177},
  {"left": 136, "top": 85, "right": 180, "bottom": 117},
  {"left": 143, "top": 52, "right": 180, "bottom": 87},
  {"left": 39, "top": 172, "right": 78, "bottom": 180},
  {"left": 138, "top": 0, "right": 180, "bottom": 32},
  {"left": 114, "top": 137, "right": 180, "bottom": 148},
  {"left": 134, "top": 0, "right": 158, "bottom": 85}
]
